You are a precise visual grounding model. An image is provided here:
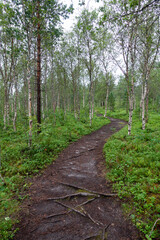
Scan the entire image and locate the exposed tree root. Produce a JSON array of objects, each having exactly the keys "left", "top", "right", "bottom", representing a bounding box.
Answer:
[
  {"left": 83, "top": 233, "right": 101, "bottom": 240},
  {"left": 55, "top": 200, "right": 103, "bottom": 226},
  {"left": 44, "top": 211, "right": 69, "bottom": 219},
  {"left": 45, "top": 198, "right": 97, "bottom": 220},
  {"left": 55, "top": 200, "right": 86, "bottom": 217},
  {"left": 58, "top": 181, "right": 117, "bottom": 197},
  {"left": 83, "top": 209, "right": 103, "bottom": 226},
  {"left": 46, "top": 192, "right": 99, "bottom": 201},
  {"left": 102, "top": 223, "right": 111, "bottom": 240},
  {"left": 77, "top": 198, "right": 97, "bottom": 207}
]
